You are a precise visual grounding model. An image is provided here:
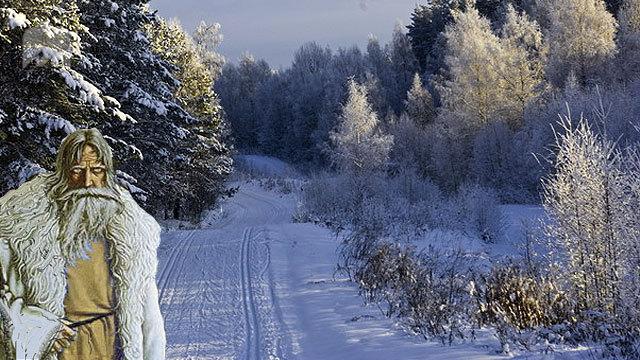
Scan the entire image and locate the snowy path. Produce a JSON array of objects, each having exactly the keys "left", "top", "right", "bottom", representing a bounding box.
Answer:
[
  {"left": 157, "top": 181, "right": 580, "bottom": 359},
  {"left": 158, "top": 185, "right": 295, "bottom": 359}
]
